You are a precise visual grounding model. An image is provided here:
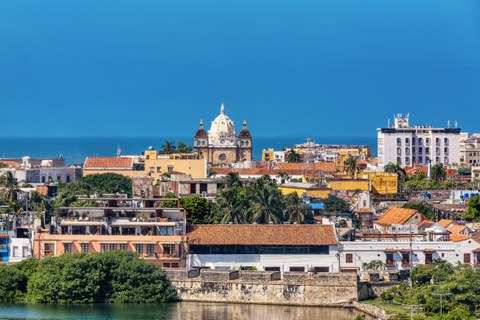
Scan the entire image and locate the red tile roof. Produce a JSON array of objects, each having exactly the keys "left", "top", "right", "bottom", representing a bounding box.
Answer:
[
  {"left": 449, "top": 234, "right": 470, "bottom": 242},
  {"left": 374, "top": 207, "right": 421, "bottom": 226},
  {"left": 84, "top": 157, "right": 133, "bottom": 169},
  {"left": 212, "top": 163, "right": 338, "bottom": 176},
  {"left": 447, "top": 225, "right": 468, "bottom": 234},
  {"left": 278, "top": 162, "right": 337, "bottom": 172},
  {"left": 186, "top": 224, "right": 337, "bottom": 245},
  {"left": 0, "top": 160, "right": 20, "bottom": 168},
  {"left": 438, "top": 219, "right": 454, "bottom": 228}
]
